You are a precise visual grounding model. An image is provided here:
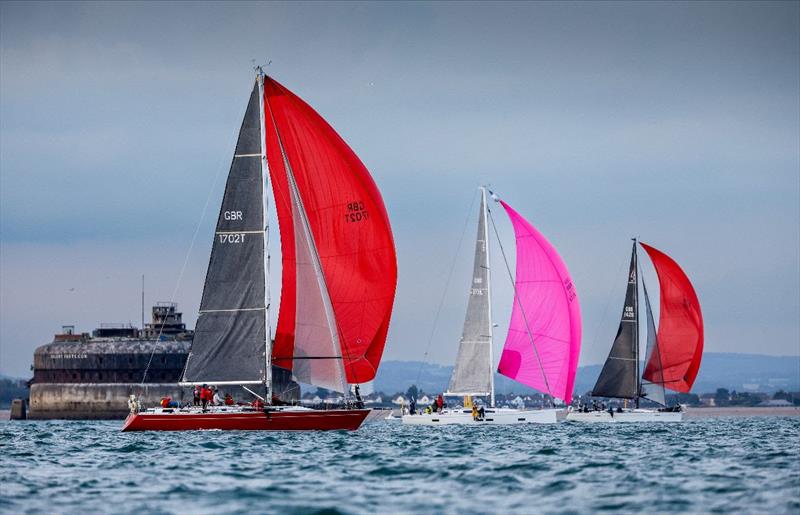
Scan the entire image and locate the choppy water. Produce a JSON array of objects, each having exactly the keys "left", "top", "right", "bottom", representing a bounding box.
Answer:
[{"left": 2, "top": 417, "right": 798, "bottom": 514}]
